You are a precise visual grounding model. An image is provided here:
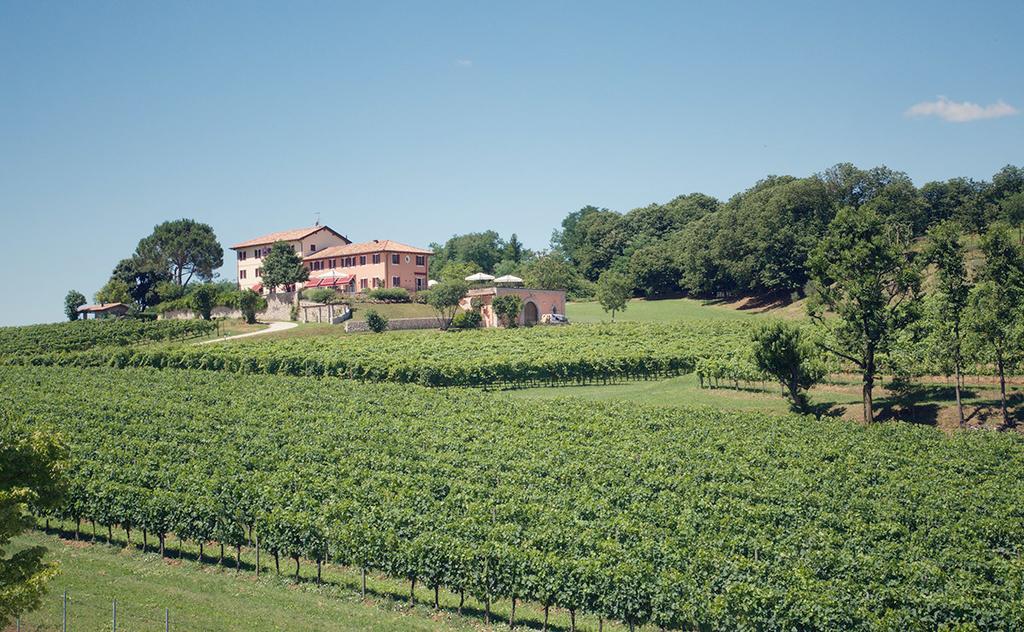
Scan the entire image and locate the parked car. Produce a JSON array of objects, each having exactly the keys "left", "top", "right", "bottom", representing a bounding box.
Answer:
[{"left": 541, "top": 313, "right": 569, "bottom": 325}]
